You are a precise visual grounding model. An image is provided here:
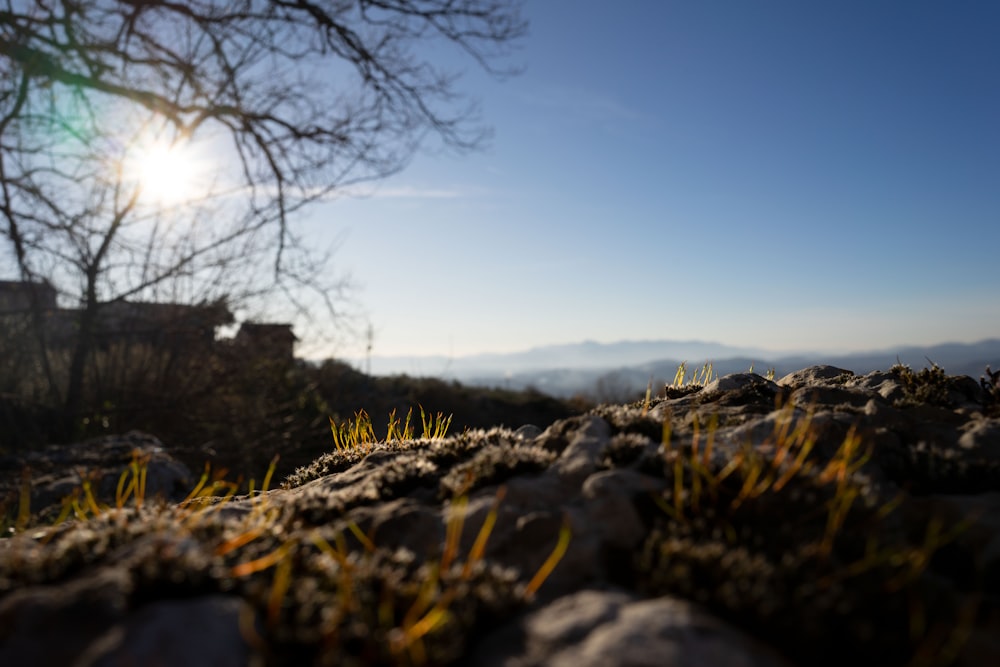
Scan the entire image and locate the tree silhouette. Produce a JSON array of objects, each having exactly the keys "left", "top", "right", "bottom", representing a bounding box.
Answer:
[{"left": 0, "top": 0, "right": 525, "bottom": 432}]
